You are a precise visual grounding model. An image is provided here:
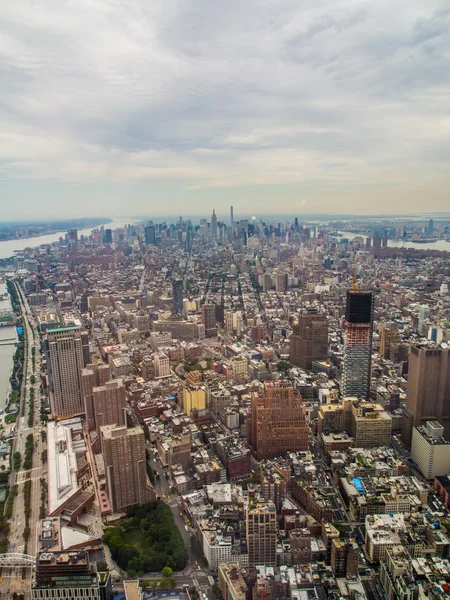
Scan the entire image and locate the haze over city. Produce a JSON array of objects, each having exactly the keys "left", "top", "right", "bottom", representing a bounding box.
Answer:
[{"left": 1, "top": 0, "right": 450, "bottom": 219}]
